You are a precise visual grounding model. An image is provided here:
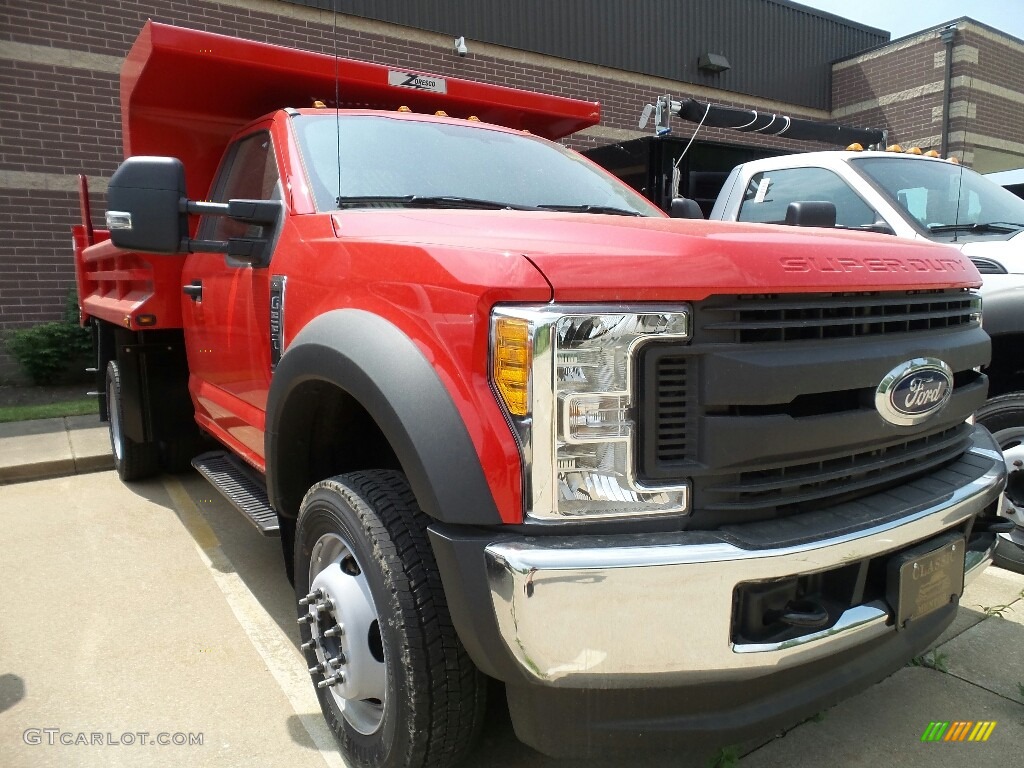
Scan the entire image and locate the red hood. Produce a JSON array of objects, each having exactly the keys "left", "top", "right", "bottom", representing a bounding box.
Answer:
[{"left": 331, "top": 210, "right": 981, "bottom": 301}]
